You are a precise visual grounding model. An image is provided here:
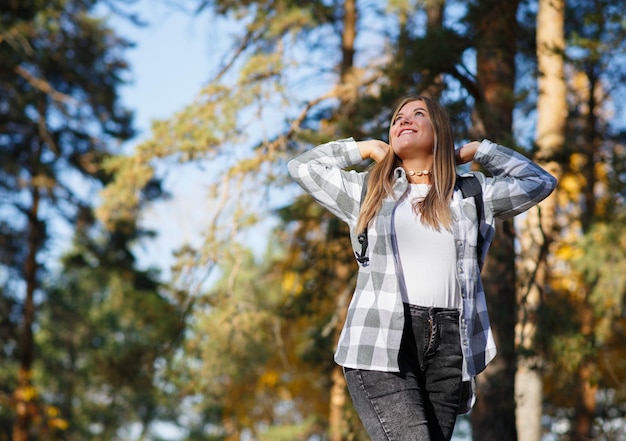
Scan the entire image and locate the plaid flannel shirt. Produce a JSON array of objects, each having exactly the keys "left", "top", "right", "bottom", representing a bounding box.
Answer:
[{"left": 288, "top": 138, "right": 556, "bottom": 380}]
